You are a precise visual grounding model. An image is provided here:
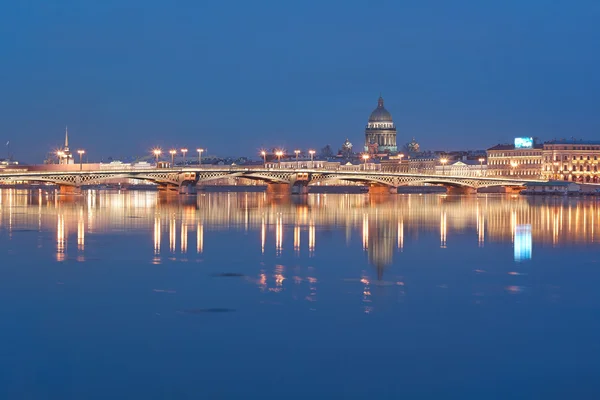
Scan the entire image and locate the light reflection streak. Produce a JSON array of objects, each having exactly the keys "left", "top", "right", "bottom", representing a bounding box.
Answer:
[
  {"left": 154, "top": 216, "right": 161, "bottom": 255},
  {"left": 440, "top": 211, "right": 447, "bottom": 249},
  {"left": 197, "top": 222, "right": 203, "bottom": 254},
  {"left": 57, "top": 213, "right": 65, "bottom": 261},
  {"left": 169, "top": 217, "right": 176, "bottom": 253},
  {"left": 261, "top": 216, "right": 266, "bottom": 254},
  {"left": 294, "top": 224, "right": 300, "bottom": 255},
  {"left": 77, "top": 209, "right": 85, "bottom": 251},
  {"left": 181, "top": 221, "right": 188, "bottom": 253},
  {"left": 276, "top": 214, "right": 283, "bottom": 255},
  {"left": 308, "top": 219, "right": 315, "bottom": 256}
]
